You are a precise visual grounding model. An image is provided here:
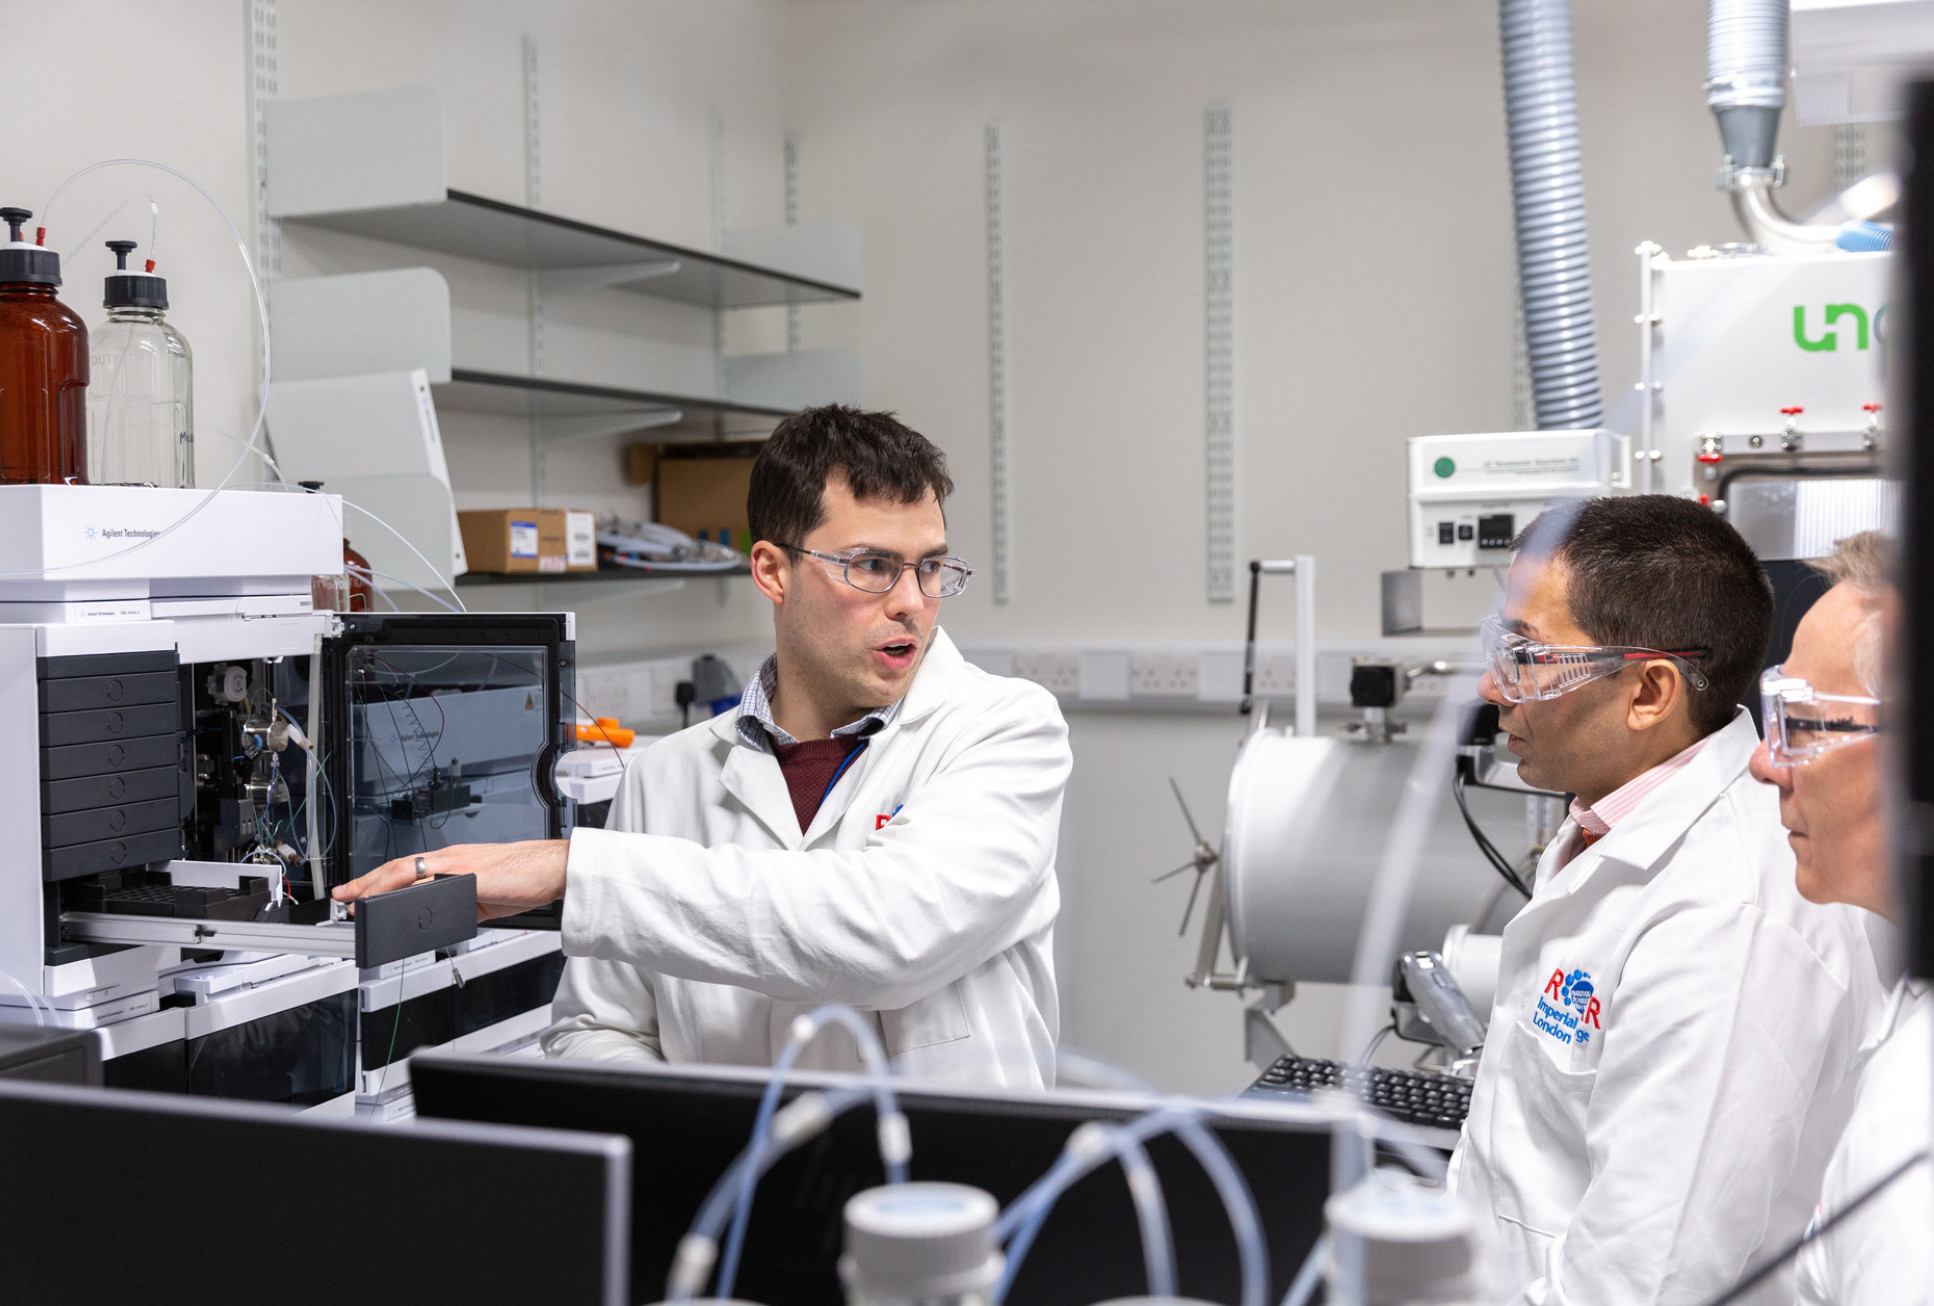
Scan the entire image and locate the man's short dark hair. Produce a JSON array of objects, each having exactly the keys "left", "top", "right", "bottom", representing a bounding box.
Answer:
[
  {"left": 746, "top": 405, "right": 954, "bottom": 547},
  {"left": 1515, "top": 495, "right": 1773, "bottom": 737}
]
